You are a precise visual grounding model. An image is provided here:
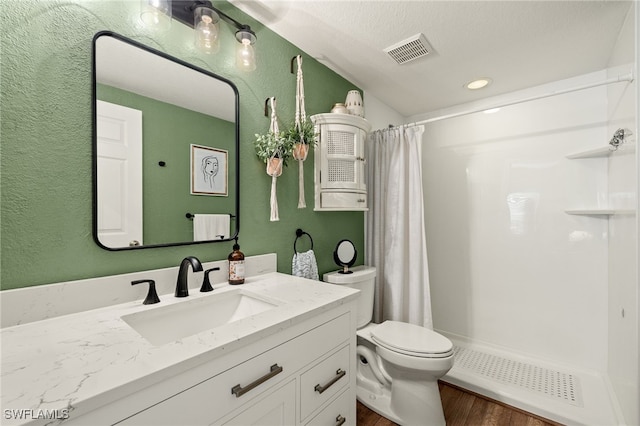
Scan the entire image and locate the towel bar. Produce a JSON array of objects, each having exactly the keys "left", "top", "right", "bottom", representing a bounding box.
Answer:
[{"left": 185, "top": 213, "right": 236, "bottom": 220}]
